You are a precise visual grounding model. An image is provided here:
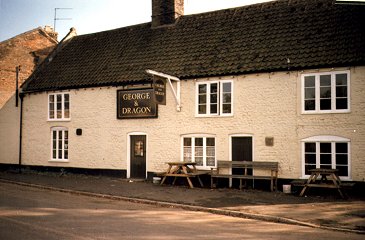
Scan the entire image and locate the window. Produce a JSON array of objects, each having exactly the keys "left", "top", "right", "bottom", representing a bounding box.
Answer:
[
  {"left": 302, "top": 71, "right": 350, "bottom": 113},
  {"left": 49, "top": 93, "right": 70, "bottom": 120},
  {"left": 196, "top": 80, "right": 233, "bottom": 116},
  {"left": 51, "top": 127, "right": 69, "bottom": 161},
  {"left": 183, "top": 136, "right": 216, "bottom": 168},
  {"left": 302, "top": 136, "right": 350, "bottom": 179}
]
